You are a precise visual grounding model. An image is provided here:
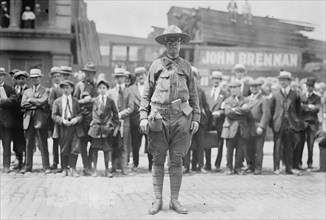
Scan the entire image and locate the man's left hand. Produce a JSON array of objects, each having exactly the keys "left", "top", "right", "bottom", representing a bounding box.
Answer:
[{"left": 190, "top": 121, "right": 199, "bottom": 135}]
